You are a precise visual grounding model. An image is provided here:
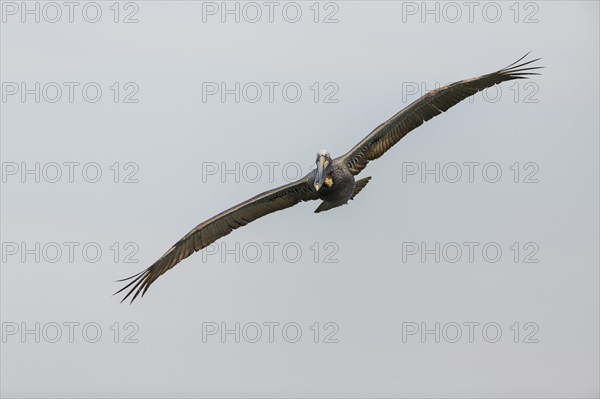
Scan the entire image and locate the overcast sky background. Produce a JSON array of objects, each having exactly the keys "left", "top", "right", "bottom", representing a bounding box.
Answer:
[{"left": 1, "top": 1, "right": 599, "bottom": 397}]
